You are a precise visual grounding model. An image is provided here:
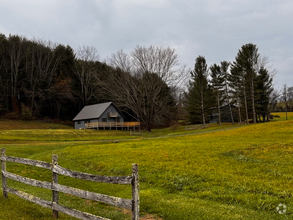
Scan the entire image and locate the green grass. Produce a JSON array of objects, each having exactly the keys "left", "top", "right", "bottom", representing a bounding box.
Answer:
[
  {"left": 0, "top": 129, "right": 137, "bottom": 141},
  {"left": 271, "top": 112, "right": 293, "bottom": 121},
  {"left": 1, "top": 115, "right": 293, "bottom": 219}
]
